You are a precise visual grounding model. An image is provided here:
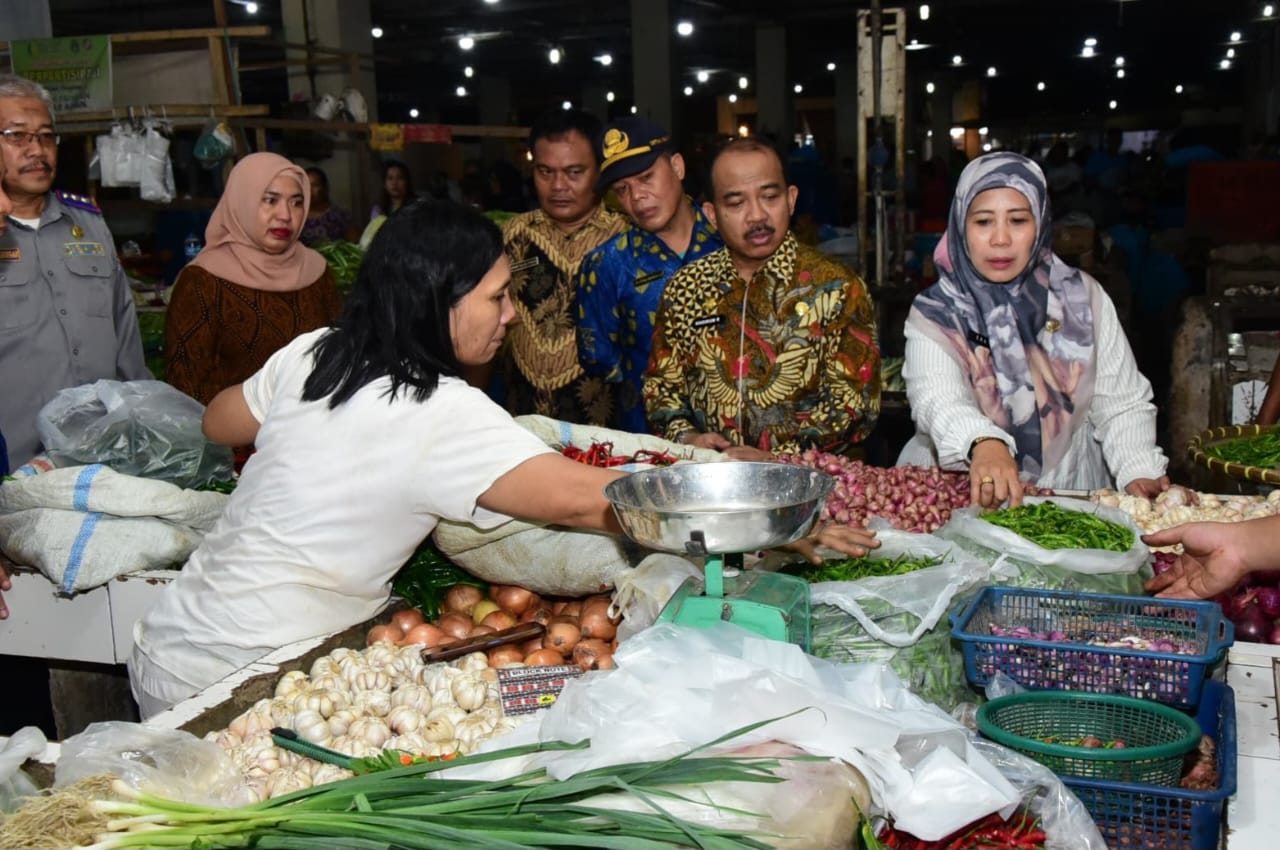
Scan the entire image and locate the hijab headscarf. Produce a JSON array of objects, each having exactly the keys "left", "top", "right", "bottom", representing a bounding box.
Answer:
[
  {"left": 905, "top": 151, "right": 1096, "bottom": 480},
  {"left": 191, "top": 152, "right": 329, "bottom": 292}
]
